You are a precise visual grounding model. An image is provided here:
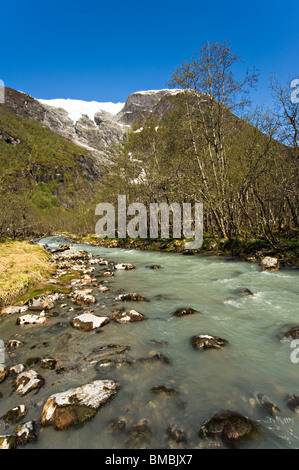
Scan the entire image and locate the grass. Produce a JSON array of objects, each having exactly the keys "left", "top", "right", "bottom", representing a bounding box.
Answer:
[{"left": 0, "top": 241, "right": 55, "bottom": 307}]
